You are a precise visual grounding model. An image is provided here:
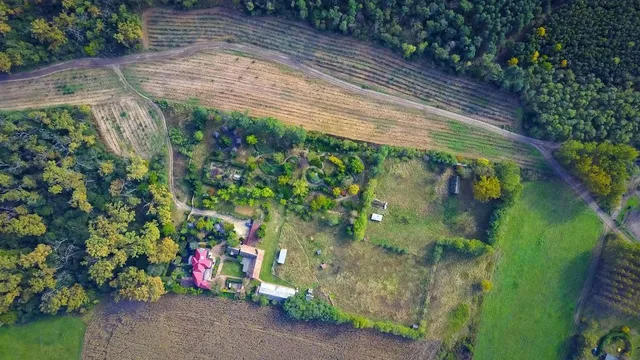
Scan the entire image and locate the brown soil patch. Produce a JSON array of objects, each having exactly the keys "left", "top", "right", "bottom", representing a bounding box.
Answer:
[{"left": 82, "top": 295, "right": 439, "bottom": 360}]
